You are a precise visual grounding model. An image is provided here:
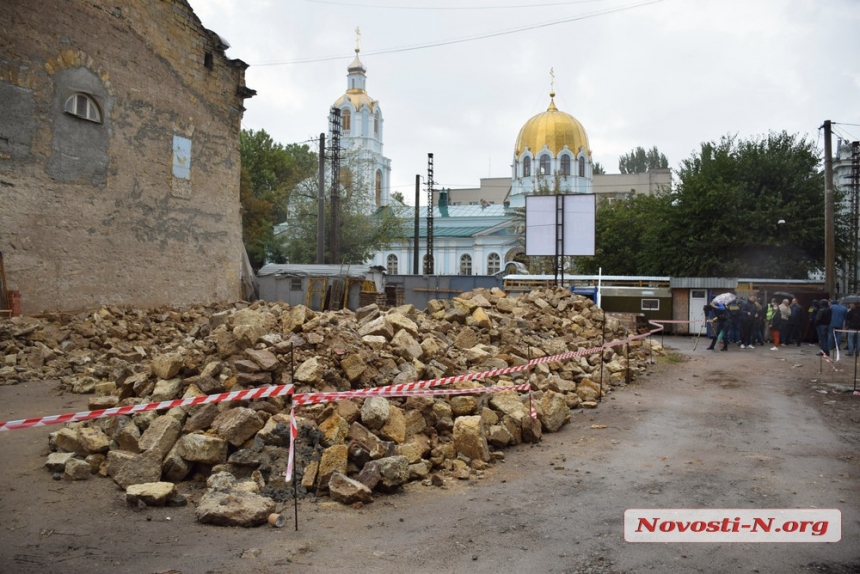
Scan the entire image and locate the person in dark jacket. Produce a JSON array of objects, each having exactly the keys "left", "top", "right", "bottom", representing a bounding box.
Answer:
[
  {"left": 740, "top": 296, "right": 760, "bottom": 349},
  {"left": 828, "top": 299, "right": 849, "bottom": 353},
  {"left": 805, "top": 300, "right": 820, "bottom": 344},
  {"left": 845, "top": 302, "right": 860, "bottom": 356},
  {"left": 816, "top": 300, "right": 832, "bottom": 356},
  {"left": 785, "top": 298, "right": 803, "bottom": 346},
  {"left": 706, "top": 303, "right": 730, "bottom": 351}
]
